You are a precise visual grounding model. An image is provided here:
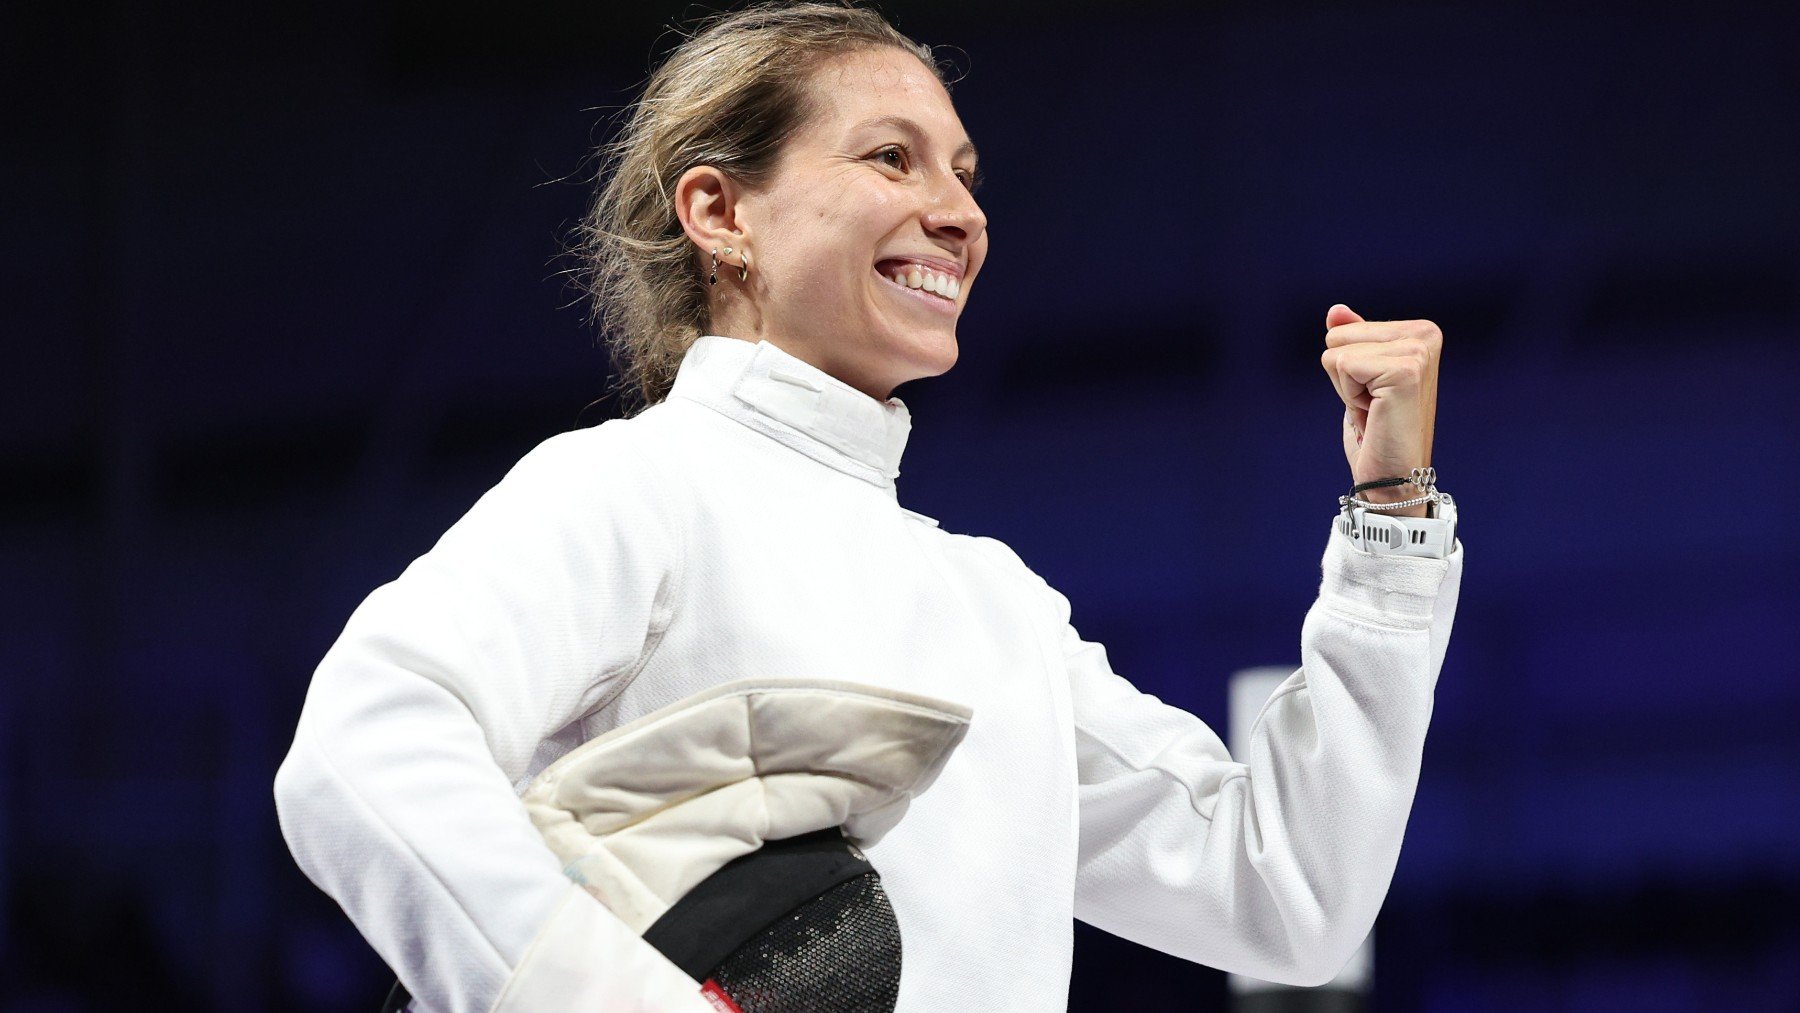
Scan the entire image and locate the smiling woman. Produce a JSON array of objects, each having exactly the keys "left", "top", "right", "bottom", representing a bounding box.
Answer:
[
  {"left": 670, "top": 45, "right": 986, "bottom": 400},
  {"left": 573, "top": 3, "right": 984, "bottom": 414},
  {"left": 273, "top": 3, "right": 1466, "bottom": 1012}
]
